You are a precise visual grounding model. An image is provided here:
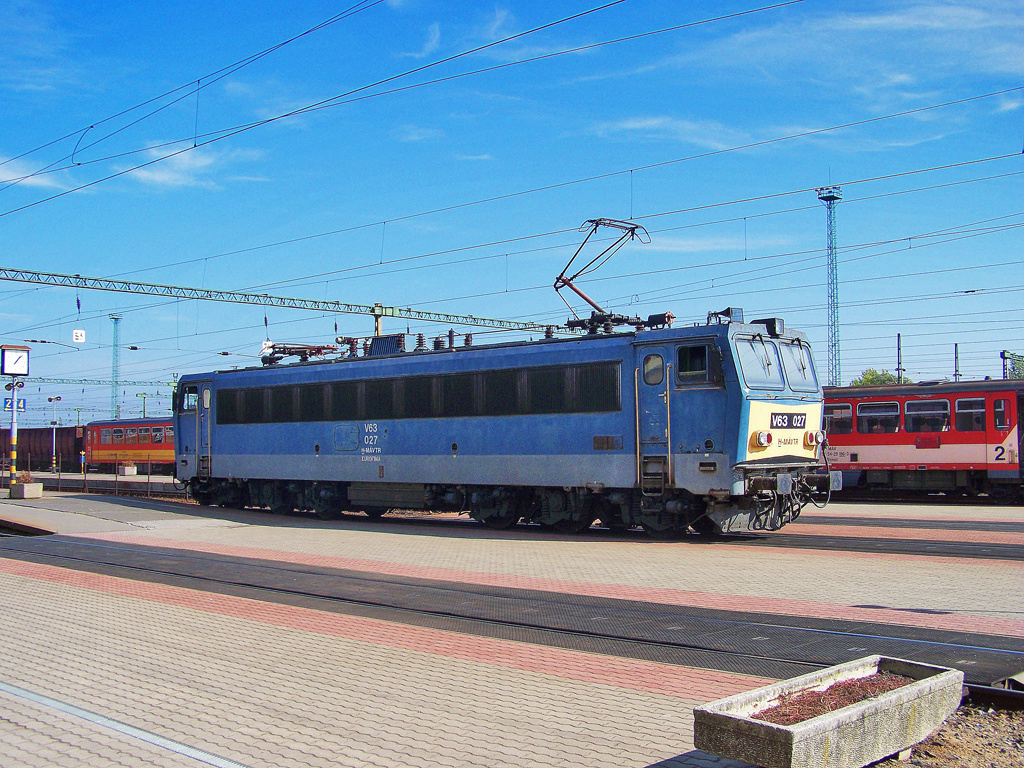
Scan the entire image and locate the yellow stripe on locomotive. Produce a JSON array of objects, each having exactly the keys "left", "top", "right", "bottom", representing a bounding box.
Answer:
[{"left": 743, "top": 401, "right": 824, "bottom": 461}]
